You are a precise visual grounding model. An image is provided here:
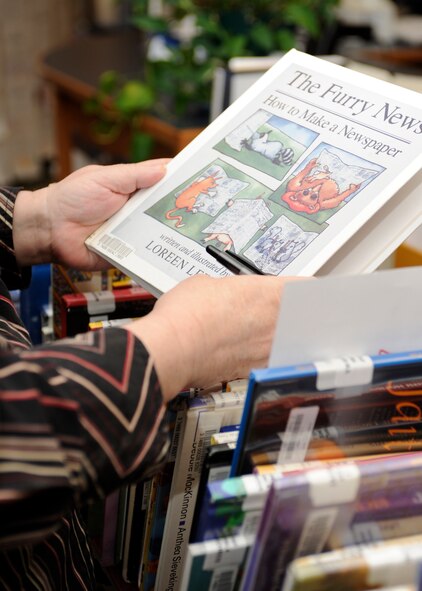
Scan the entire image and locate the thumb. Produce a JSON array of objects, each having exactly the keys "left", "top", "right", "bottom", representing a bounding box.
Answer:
[{"left": 99, "top": 159, "right": 170, "bottom": 194}]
